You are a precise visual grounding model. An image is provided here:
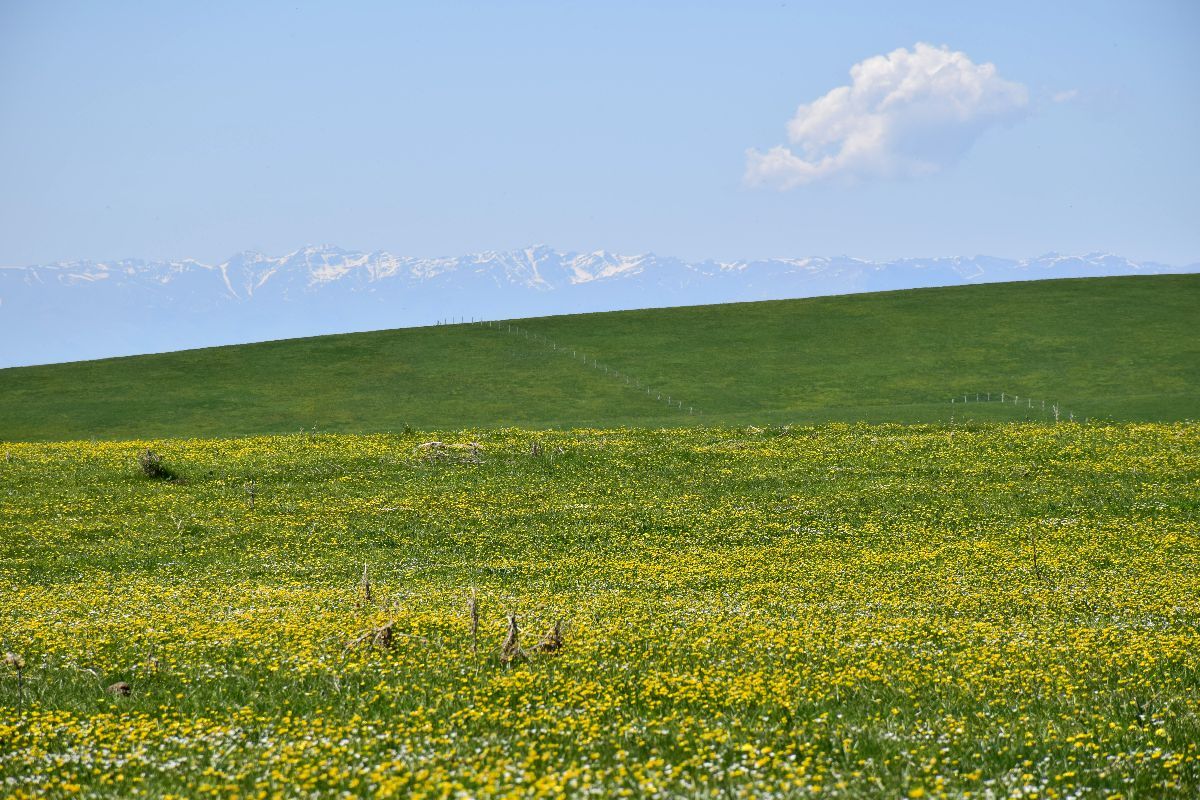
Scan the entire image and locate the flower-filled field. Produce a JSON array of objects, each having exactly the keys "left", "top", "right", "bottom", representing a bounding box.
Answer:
[{"left": 1, "top": 423, "right": 1197, "bottom": 798}]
